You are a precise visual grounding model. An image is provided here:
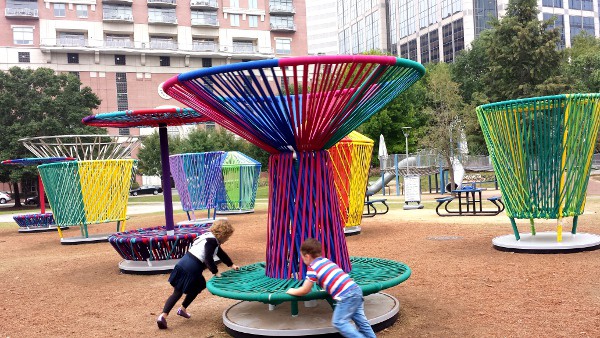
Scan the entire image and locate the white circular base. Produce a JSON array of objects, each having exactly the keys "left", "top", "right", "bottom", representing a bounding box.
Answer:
[
  {"left": 216, "top": 209, "right": 255, "bottom": 215},
  {"left": 118, "top": 258, "right": 180, "bottom": 275},
  {"left": 222, "top": 292, "right": 399, "bottom": 337},
  {"left": 344, "top": 226, "right": 361, "bottom": 236},
  {"left": 60, "top": 233, "right": 110, "bottom": 245},
  {"left": 176, "top": 217, "right": 227, "bottom": 227},
  {"left": 493, "top": 231, "right": 600, "bottom": 253},
  {"left": 18, "top": 226, "right": 68, "bottom": 233}
]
